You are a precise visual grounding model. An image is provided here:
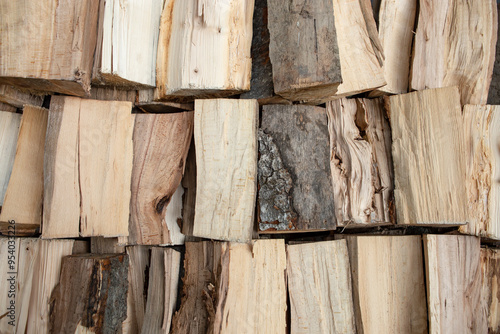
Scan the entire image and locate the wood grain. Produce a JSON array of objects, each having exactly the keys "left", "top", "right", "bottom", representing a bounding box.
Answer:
[
  {"left": 0, "top": 111, "right": 21, "bottom": 206},
  {"left": 488, "top": 3, "right": 500, "bottom": 104},
  {"left": 481, "top": 247, "right": 500, "bottom": 333},
  {"left": 0, "top": 85, "right": 43, "bottom": 109}
]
